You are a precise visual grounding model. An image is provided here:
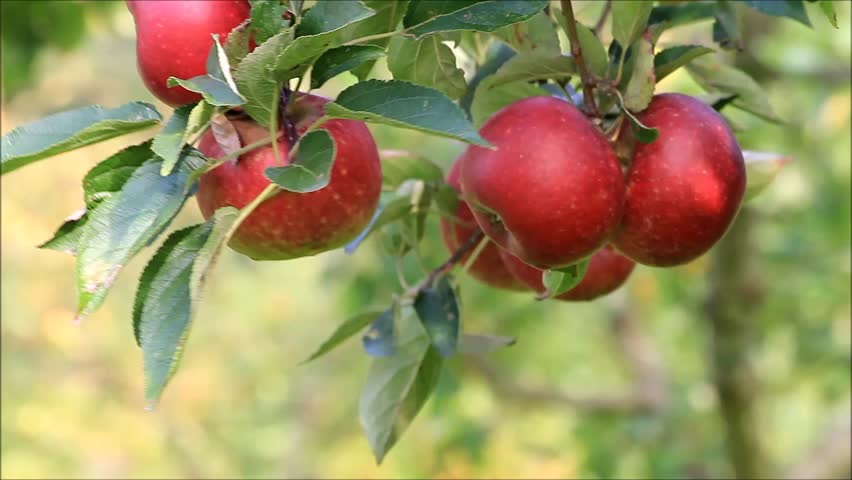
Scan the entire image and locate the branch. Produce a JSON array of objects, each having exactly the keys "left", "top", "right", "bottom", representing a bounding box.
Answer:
[
  {"left": 784, "top": 416, "right": 852, "bottom": 480},
  {"left": 422, "top": 229, "right": 484, "bottom": 288},
  {"left": 469, "top": 293, "right": 669, "bottom": 414},
  {"left": 594, "top": 0, "right": 612, "bottom": 36},
  {"left": 560, "top": 0, "right": 601, "bottom": 117}
]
